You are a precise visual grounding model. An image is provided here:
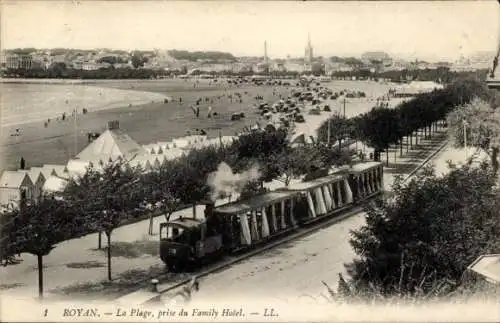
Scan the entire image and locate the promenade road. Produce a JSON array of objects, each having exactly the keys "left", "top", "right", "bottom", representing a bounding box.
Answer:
[
  {"left": 181, "top": 145, "right": 483, "bottom": 303},
  {"left": 0, "top": 102, "right": 437, "bottom": 302}
]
